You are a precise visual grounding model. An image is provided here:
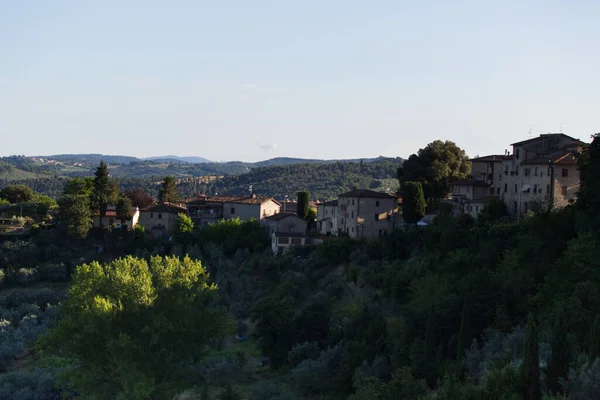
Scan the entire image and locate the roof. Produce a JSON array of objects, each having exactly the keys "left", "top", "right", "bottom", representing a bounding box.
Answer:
[
  {"left": 208, "top": 195, "right": 282, "bottom": 206},
  {"left": 322, "top": 199, "right": 338, "bottom": 207},
  {"left": 140, "top": 202, "right": 187, "bottom": 214},
  {"left": 264, "top": 212, "right": 301, "bottom": 221},
  {"left": 338, "top": 189, "right": 397, "bottom": 199},
  {"left": 470, "top": 155, "right": 508, "bottom": 162},
  {"left": 451, "top": 179, "right": 490, "bottom": 187},
  {"left": 274, "top": 232, "right": 306, "bottom": 238},
  {"left": 511, "top": 133, "right": 584, "bottom": 147},
  {"left": 521, "top": 151, "right": 578, "bottom": 166}
]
